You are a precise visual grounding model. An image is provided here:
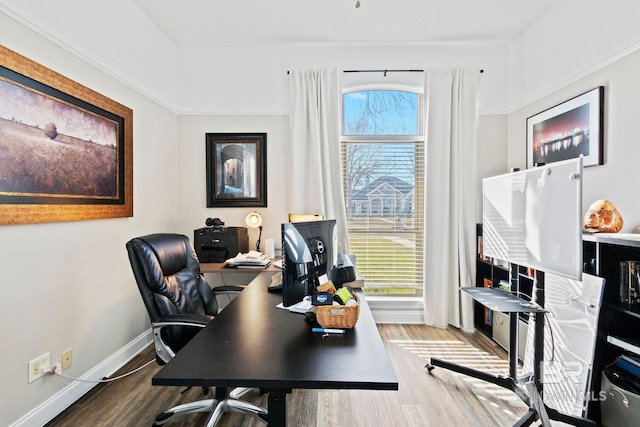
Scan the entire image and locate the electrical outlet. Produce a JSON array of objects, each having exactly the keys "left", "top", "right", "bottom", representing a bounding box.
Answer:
[
  {"left": 61, "top": 348, "right": 73, "bottom": 371},
  {"left": 28, "top": 352, "right": 50, "bottom": 383}
]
